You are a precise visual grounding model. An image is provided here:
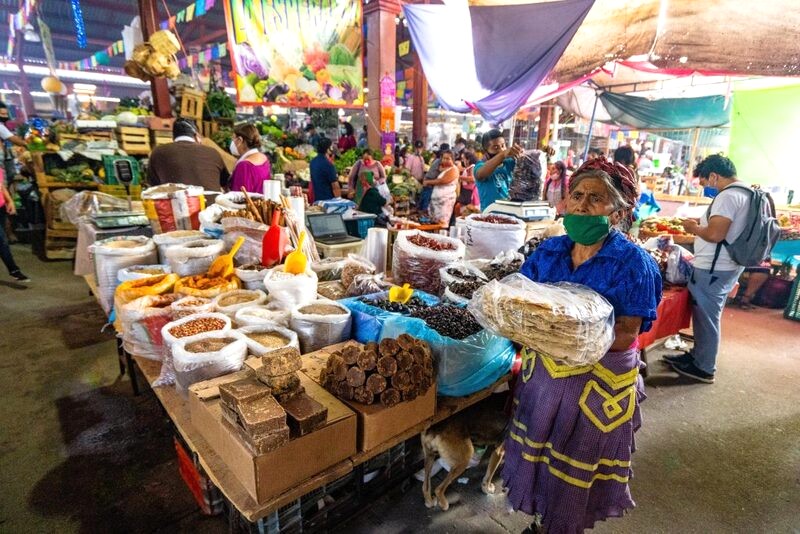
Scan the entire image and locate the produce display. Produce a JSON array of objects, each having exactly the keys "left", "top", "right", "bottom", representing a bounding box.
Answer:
[
  {"left": 469, "top": 274, "right": 615, "bottom": 366},
  {"left": 640, "top": 217, "right": 693, "bottom": 238},
  {"left": 410, "top": 304, "right": 483, "bottom": 340},
  {"left": 319, "top": 336, "right": 434, "bottom": 406}
]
